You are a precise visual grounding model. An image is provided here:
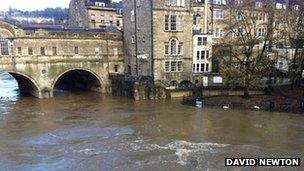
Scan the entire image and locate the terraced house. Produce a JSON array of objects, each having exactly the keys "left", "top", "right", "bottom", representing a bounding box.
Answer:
[
  {"left": 69, "top": 0, "right": 123, "bottom": 29},
  {"left": 124, "top": 0, "right": 303, "bottom": 88}
]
